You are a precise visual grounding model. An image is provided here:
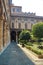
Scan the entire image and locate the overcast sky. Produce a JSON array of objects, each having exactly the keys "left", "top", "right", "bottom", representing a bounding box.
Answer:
[{"left": 12, "top": 0, "right": 43, "bottom": 16}]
